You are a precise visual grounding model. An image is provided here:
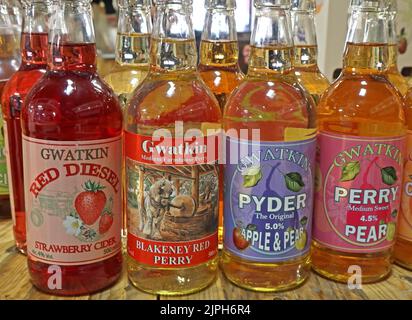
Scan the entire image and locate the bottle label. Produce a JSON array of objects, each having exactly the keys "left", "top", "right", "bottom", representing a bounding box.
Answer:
[
  {"left": 399, "top": 131, "right": 412, "bottom": 241},
  {"left": 0, "top": 116, "right": 9, "bottom": 196},
  {"left": 125, "top": 131, "right": 219, "bottom": 268},
  {"left": 223, "top": 136, "right": 316, "bottom": 262},
  {"left": 313, "top": 132, "right": 405, "bottom": 253},
  {"left": 23, "top": 136, "right": 123, "bottom": 266}
]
